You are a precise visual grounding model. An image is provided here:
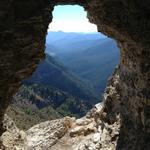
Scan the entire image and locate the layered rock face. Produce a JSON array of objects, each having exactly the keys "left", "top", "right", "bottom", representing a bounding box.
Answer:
[{"left": 0, "top": 0, "right": 150, "bottom": 149}]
